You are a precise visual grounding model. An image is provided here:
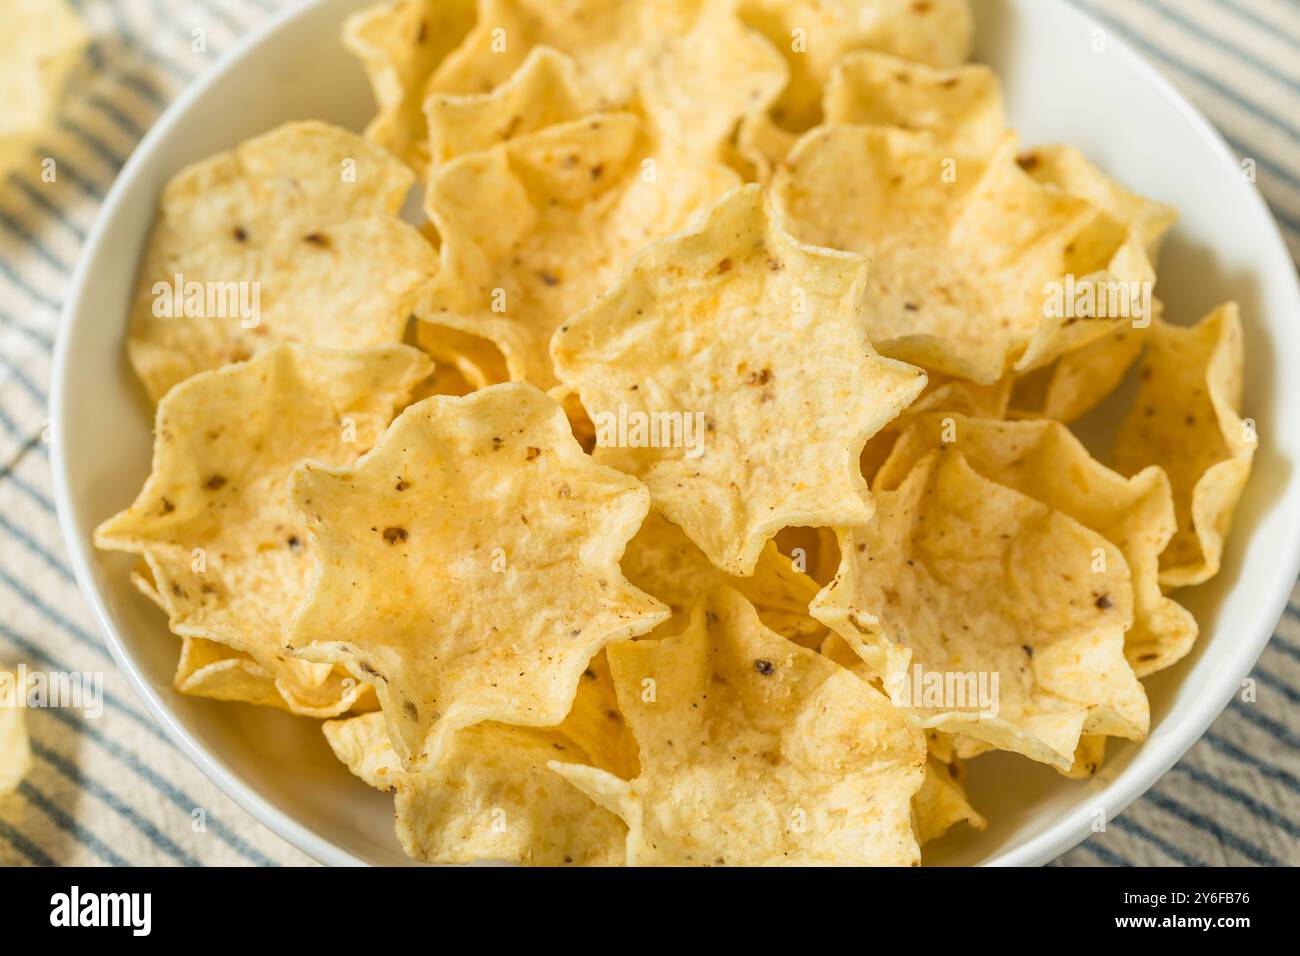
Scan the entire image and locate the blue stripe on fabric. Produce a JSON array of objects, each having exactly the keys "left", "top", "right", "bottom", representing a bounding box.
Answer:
[
  {"left": 0, "top": 628, "right": 275, "bottom": 867},
  {"left": 47, "top": 709, "right": 277, "bottom": 867},
  {"left": 0, "top": 208, "right": 71, "bottom": 274},
  {"left": 1202, "top": 730, "right": 1300, "bottom": 792},
  {"left": 1077, "top": 0, "right": 1300, "bottom": 149},
  {"left": 10, "top": 179, "right": 88, "bottom": 243},
  {"left": 1229, "top": 699, "right": 1300, "bottom": 749},
  {"left": 0, "top": 350, "right": 49, "bottom": 407},
  {"left": 1112, "top": 815, "right": 1205, "bottom": 866},
  {"left": 31, "top": 145, "right": 108, "bottom": 203},
  {"left": 1143, "top": 0, "right": 1300, "bottom": 99},
  {"left": 0, "top": 309, "right": 56, "bottom": 352},
  {"left": 1270, "top": 634, "right": 1300, "bottom": 665},
  {"left": 1252, "top": 666, "right": 1300, "bottom": 707},
  {"left": 0, "top": 564, "right": 112, "bottom": 662},
  {"left": 0, "top": 620, "right": 171, "bottom": 744},
  {"left": 30, "top": 736, "right": 201, "bottom": 866},
  {"left": 1076, "top": 839, "right": 1134, "bottom": 866},
  {"left": 1142, "top": 789, "right": 1281, "bottom": 865},
  {"left": 0, "top": 514, "right": 74, "bottom": 587},
  {"left": 1207, "top": 0, "right": 1300, "bottom": 46},
  {"left": 57, "top": 117, "right": 127, "bottom": 174},
  {"left": 0, "top": 817, "right": 56, "bottom": 866},
  {"left": 84, "top": 92, "right": 148, "bottom": 141},
  {"left": 0, "top": 260, "right": 61, "bottom": 311},
  {"left": 196, "top": 0, "right": 245, "bottom": 36},
  {"left": 116, "top": 70, "right": 171, "bottom": 112},
  {"left": 1075, "top": 0, "right": 1300, "bottom": 242},
  {"left": 17, "top": 780, "right": 131, "bottom": 866},
  {"left": 1173, "top": 763, "right": 1300, "bottom": 840},
  {"left": 0, "top": 466, "right": 57, "bottom": 515}
]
